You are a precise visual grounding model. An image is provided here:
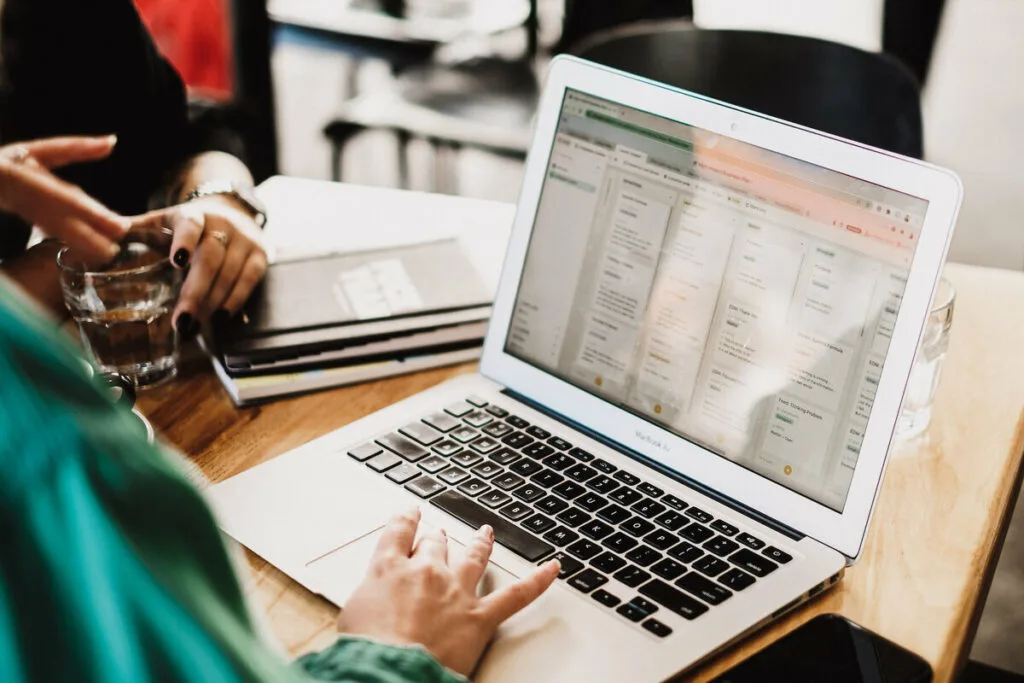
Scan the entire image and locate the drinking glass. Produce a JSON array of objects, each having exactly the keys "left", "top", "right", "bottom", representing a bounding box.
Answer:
[
  {"left": 897, "top": 277, "right": 955, "bottom": 439},
  {"left": 58, "top": 228, "right": 183, "bottom": 388}
]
